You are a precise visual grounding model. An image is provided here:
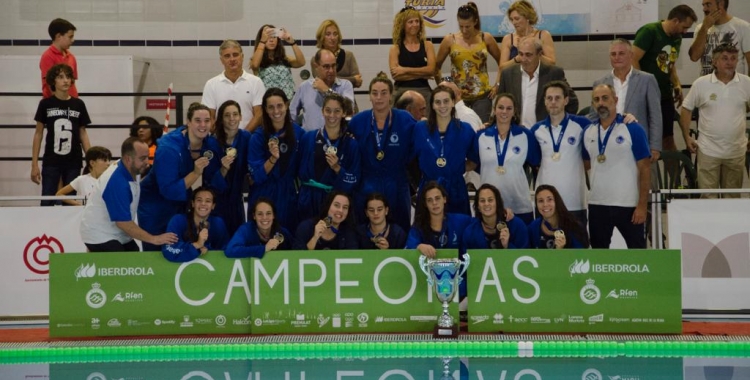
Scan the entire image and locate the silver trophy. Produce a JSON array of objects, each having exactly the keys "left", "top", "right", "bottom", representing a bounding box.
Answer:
[{"left": 419, "top": 254, "right": 470, "bottom": 338}]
